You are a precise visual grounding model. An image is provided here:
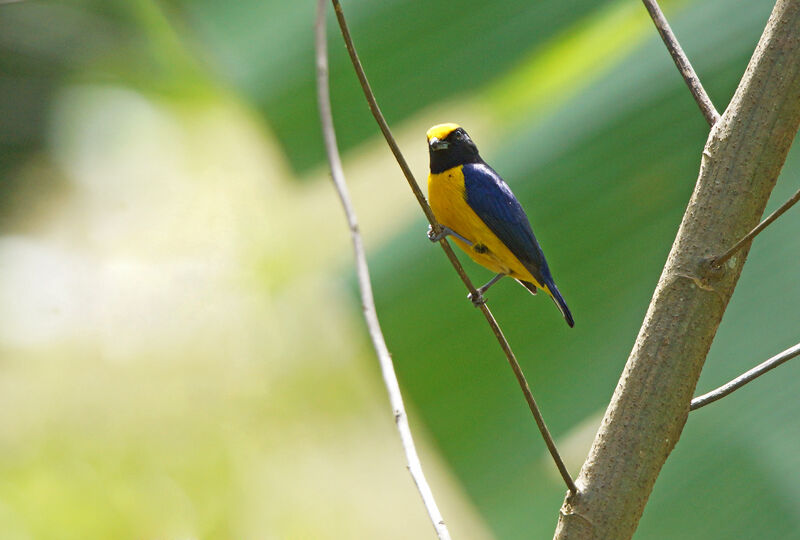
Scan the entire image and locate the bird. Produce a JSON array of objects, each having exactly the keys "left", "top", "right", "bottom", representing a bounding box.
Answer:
[{"left": 426, "top": 123, "right": 574, "bottom": 327}]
